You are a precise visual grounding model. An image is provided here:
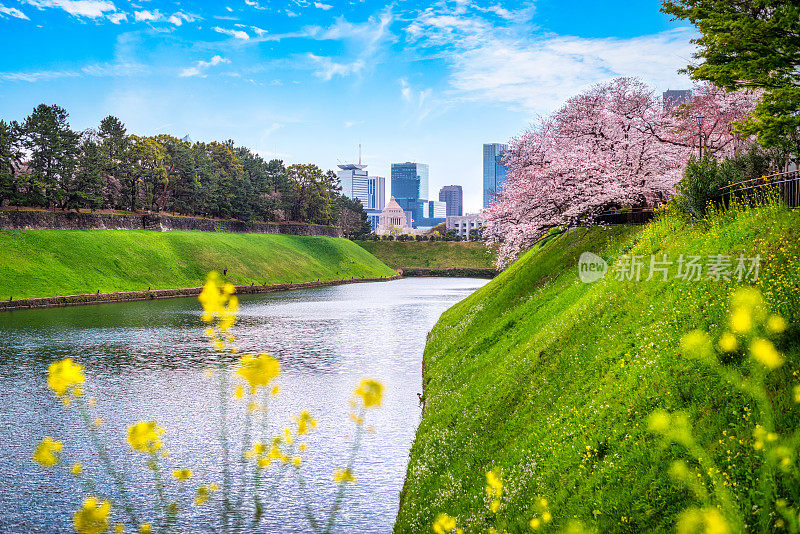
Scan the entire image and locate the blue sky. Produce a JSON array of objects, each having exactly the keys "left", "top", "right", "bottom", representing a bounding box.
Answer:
[{"left": 0, "top": 0, "right": 696, "bottom": 212}]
